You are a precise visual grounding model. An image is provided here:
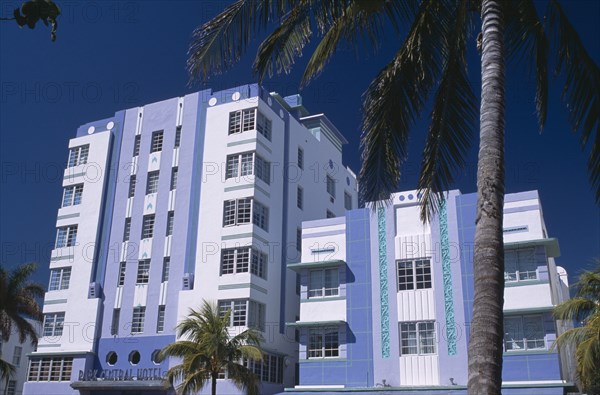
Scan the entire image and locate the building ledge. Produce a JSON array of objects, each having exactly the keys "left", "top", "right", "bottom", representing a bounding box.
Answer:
[
  {"left": 504, "top": 238, "right": 560, "bottom": 257},
  {"left": 287, "top": 260, "right": 345, "bottom": 272},
  {"left": 286, "top": 320, "right": 346, "bottom": 327},
  {"left": 283, "top": 381, "right": 575, "bottom": 392},
  {"left": 71, "top": 380, "right": 168, "bottom": 391}
]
